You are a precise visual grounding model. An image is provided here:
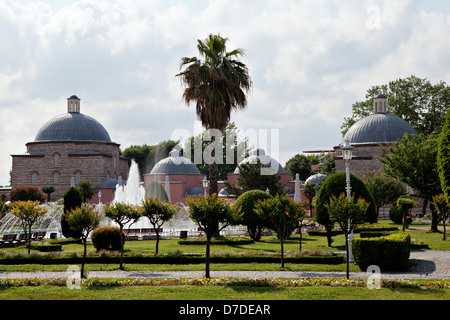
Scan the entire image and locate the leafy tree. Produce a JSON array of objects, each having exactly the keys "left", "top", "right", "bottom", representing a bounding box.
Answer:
[
  {"left": 184, "top": 122, "right": 250, "bottom": 181},
  {"left": 363, "top": 170, "right": 407, "bottom": 217},
  {"left": 325, "top": 193, "right": 369, "bottom": 279},
  {"left": 9, "top": 201, "right": 48, "bottom": 254},
  {"left": 320, "top": 153, "right": 335, "bottom": 175},
  {"left": 232, "top": 189, "right": 273, "bottom": 241},
  {"left": 381, "top": 133, "right": 442, "bottom": 231},
  {"left": 303, "top": 182, "right": 317, "bottom": 216},
  {"left": 254, "top": 194, "right": 306, "bottom": 268},
  {"left": 397, "top": 198, "right": 418, "bottom": 232},
  {"left": 437, "top": 108, "right": 450, "bottom": 208},
  {"left": 177, "top": 33, "right": 252, "bottom": 195},
  {"left": 284, "top": 154, "right": 315, "bottom": 181},
  {"left": 78, "top": 181, "right": 94, "bottom": 203},
  {"left": 67, "top": 204, "right": 101, "bottom": 278},
  {"left": 432, "top": 194, "right": 449, "bottom": 240},
  {"left": 0, "top": 201, "right": 10, "bottom": 220},
  {"left": 315, "top": 172, "right": 376, "bottom": 247},
  {"left": 42, "top": 187, "right": 55, "bottom": 202},
  {"left": 186, "top": 194, "right": 237, "bottom": 278},
  {"left": 141, "top": 197, "right": 177, "bottom": 255},
  {"left": 224, "top": 159, "right": 285, "bottom": 197},
  {"left": 341, "top": 75, "right": 450, "bottom": 136},
  {"left": 10, "top": 186, "right": 45, "bottom": 203},
  {"left": 122, "top": 140, "right": 179, "bottom": 179},
  {"left": 61, "top": 187, "right": 83, "bottom": 239},
  {"left": 103, "top": 202, "right": 142, "bottom": 270}
]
